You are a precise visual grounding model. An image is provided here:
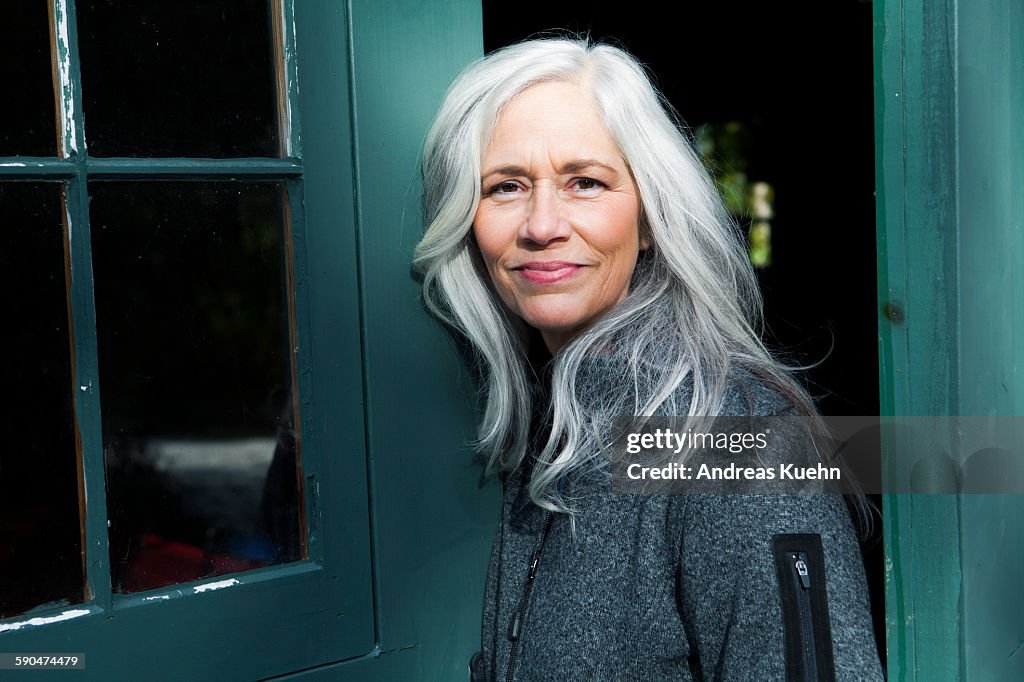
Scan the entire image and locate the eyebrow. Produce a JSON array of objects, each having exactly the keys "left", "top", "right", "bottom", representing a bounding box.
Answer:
[{"left": 480, "top": 159, "right": 621, "bottom": 182}]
